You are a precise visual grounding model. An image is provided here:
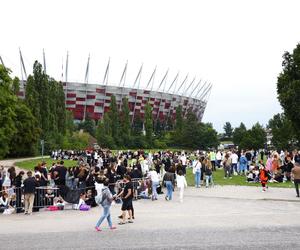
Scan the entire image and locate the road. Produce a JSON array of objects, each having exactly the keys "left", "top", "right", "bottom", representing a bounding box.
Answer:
[{"left": 1, "top": 186, "right": 300, "bottom": 249}]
